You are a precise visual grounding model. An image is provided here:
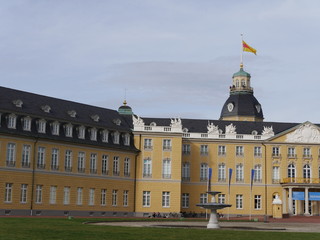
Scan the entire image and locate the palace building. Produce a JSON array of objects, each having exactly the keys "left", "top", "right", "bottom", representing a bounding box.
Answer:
[{"left": 1, "top": 64, "right": 320, "bottom": 217}]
